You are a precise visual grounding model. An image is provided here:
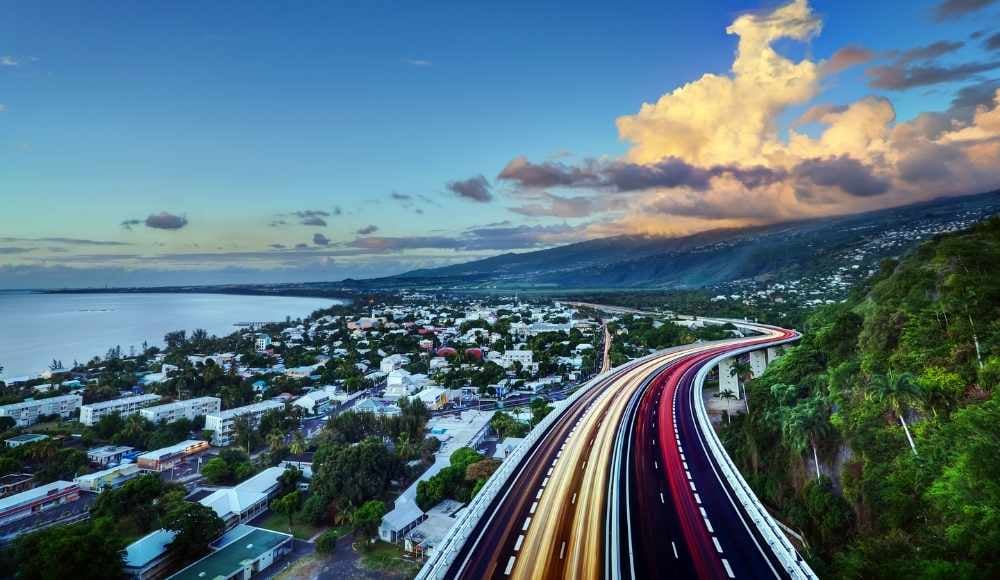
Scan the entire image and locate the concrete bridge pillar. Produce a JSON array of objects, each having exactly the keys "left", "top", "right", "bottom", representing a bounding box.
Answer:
[
  {"left": 749, "top": 350, "right": 767, "bottom": 378},
  {"left": 766, "top": 346, "right": 783, "bottom": 364},
  {"left": 718, "top": 357, "right": 739, "bottom": 398}
]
